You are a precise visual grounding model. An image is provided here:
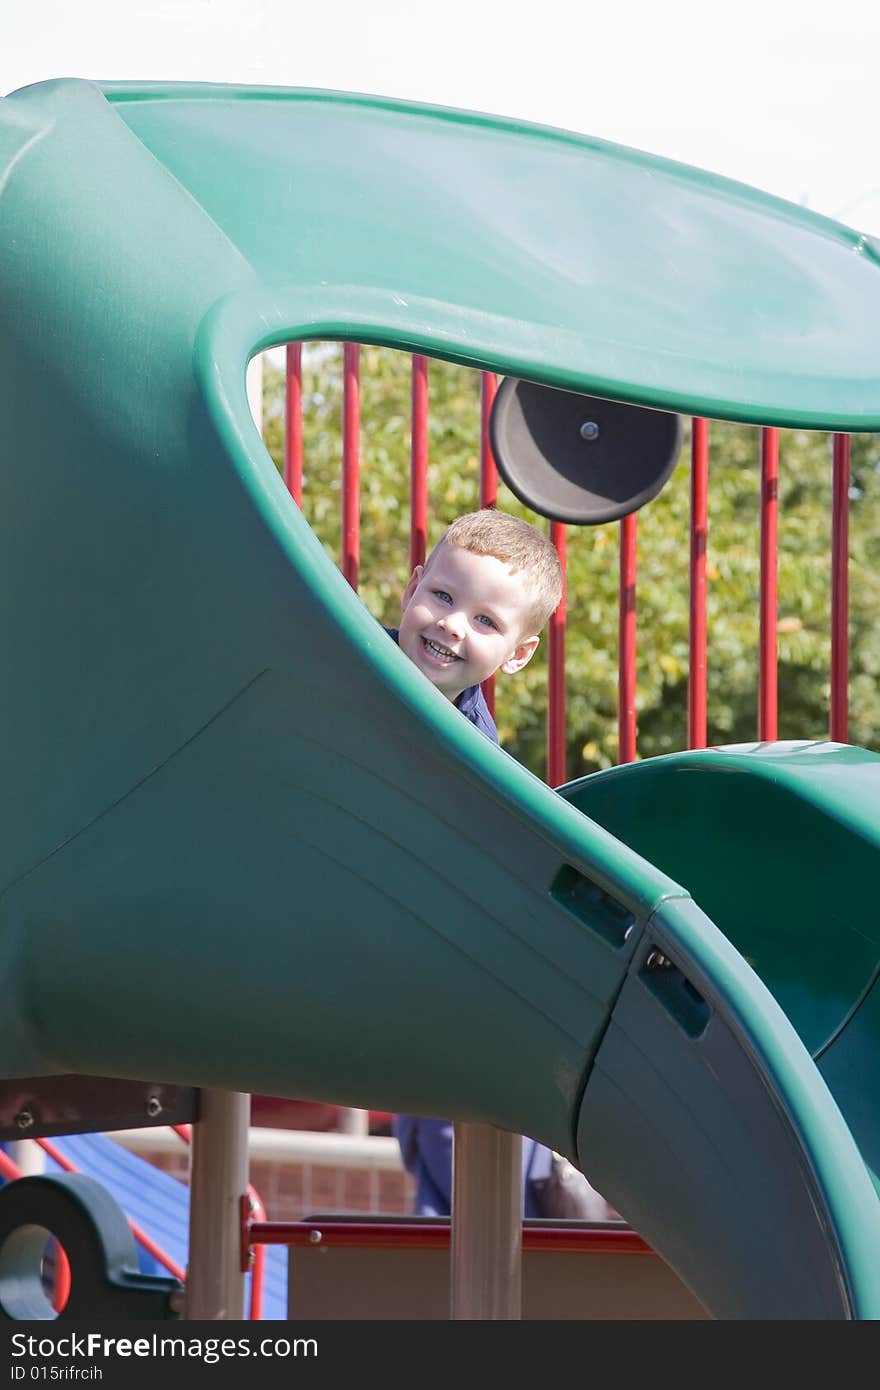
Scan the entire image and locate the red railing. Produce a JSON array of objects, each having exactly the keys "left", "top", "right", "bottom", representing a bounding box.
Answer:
[
  {"left": 246, "top": 1216, "right": 651, "bottom": 1260},
  {"left": 479, "top": 371, "right": 499, "bottom": 719},
  {"left": 831, "top": 432, "right": 851, "bottom": 742},
  {"left": 410, "top": 354, "right": 429, "bottom": 570},
  {"left": 284, "top": 344, "right": 855, "bottom": 769},
  {"left": 688, "top": 417, "right": 709, "bottom": 749},
  {"left": 547, "top": 520, "right": 567, "bottom": 786},
  {"left": 758, "top": 426, "right": 780, "bottom": 741},
  {"left": 36, "top": 1137, "right": 186, "bottom": 1285}
]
